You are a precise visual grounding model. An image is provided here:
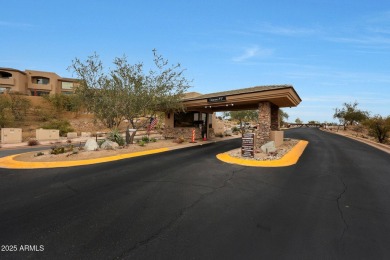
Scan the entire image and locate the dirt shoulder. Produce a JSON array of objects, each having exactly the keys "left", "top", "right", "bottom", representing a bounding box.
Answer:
[{"left": 321, "top": 128, "right": 390, "bottom": 154}]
